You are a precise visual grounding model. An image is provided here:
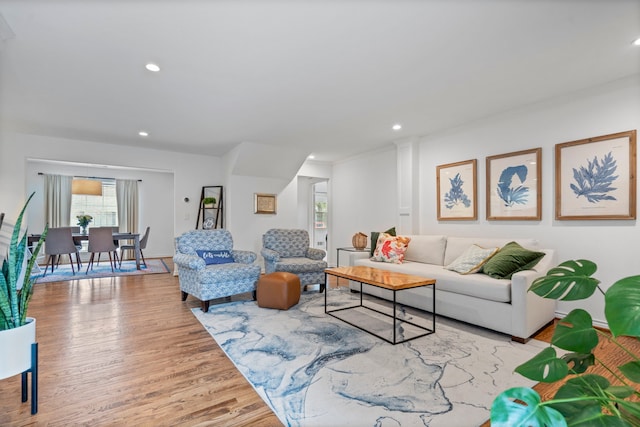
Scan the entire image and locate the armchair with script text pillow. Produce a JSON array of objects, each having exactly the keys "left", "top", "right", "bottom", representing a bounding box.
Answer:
[{"left": 174, "top": 229, "right": 261, "bottom": 312}]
